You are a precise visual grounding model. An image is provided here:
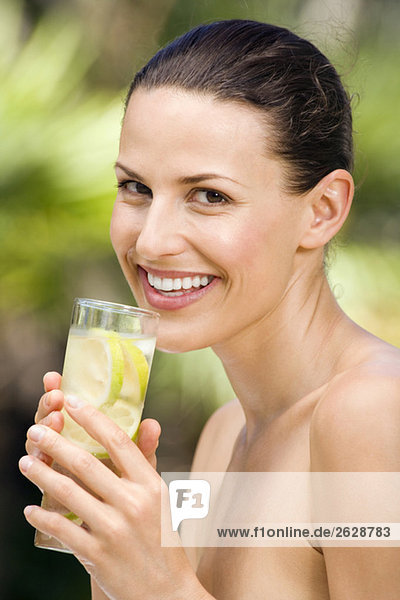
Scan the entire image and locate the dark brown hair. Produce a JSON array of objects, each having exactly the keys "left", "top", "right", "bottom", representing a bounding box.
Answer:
[{"left": 125, "top": 20, "right": 353, "bottom": 195}]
